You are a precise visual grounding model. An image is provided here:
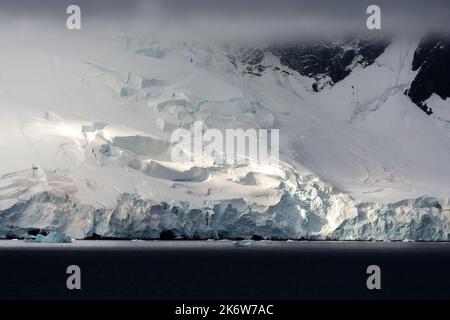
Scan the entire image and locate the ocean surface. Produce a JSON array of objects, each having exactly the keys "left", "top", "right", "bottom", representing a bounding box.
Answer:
[{"left": 0, "top": 240, "right": 449, "bottom": 300}]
